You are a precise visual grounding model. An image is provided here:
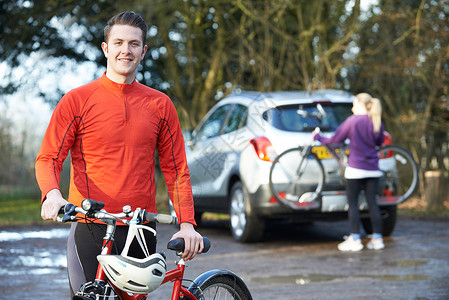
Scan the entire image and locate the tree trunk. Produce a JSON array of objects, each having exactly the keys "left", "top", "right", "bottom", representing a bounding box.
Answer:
[{"left": 425, "top": 170, "right": 444, "bottom": 213}]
